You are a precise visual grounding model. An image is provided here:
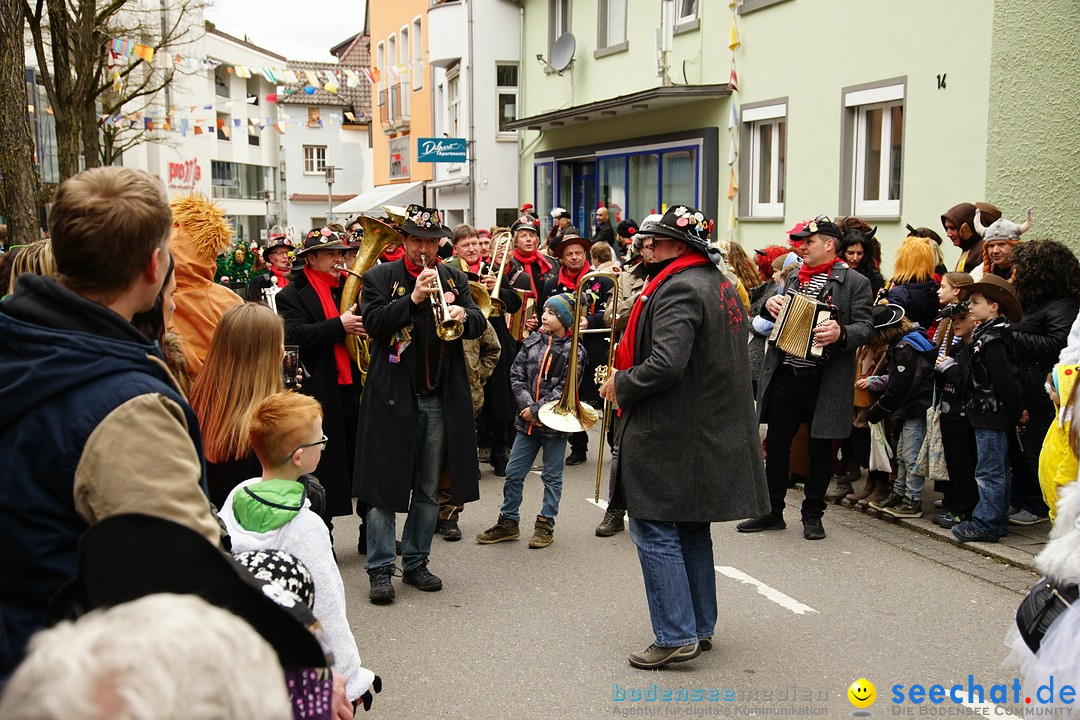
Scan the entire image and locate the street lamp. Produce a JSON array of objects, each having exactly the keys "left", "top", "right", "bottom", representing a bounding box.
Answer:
[
  {"left": 325, "top": 166, "right": 343, "bottom": 226},
  {"left": 263, "top": 189, "right": 272, "bottom": 242}
]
